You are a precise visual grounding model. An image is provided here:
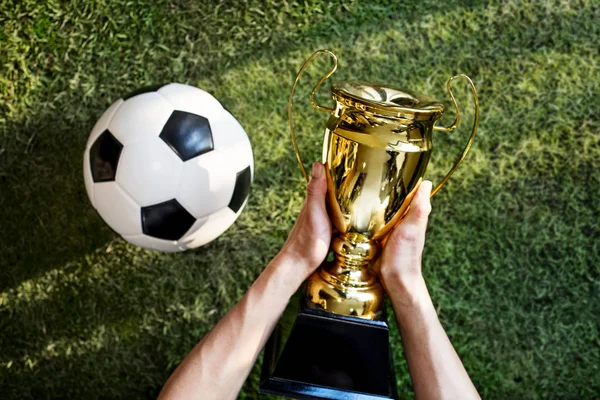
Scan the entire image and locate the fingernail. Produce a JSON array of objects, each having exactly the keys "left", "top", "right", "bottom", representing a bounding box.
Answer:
[{"left": 312, "top": 162, "right": 323, "bottom": 178}]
